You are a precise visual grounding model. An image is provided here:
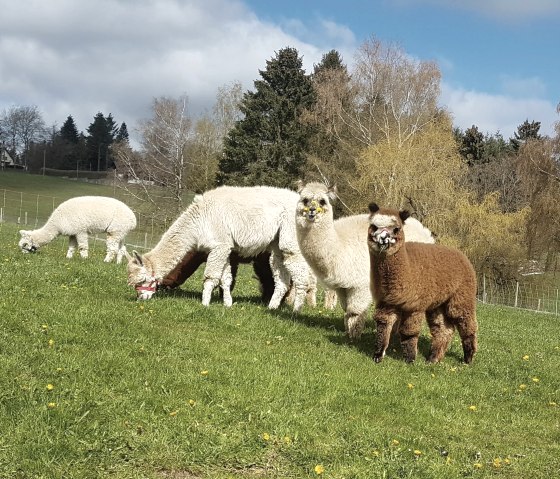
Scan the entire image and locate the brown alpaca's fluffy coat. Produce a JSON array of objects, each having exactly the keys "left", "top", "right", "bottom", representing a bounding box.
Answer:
[{"left": 367, "top": 203, "right": 478, "bottom": 364}]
